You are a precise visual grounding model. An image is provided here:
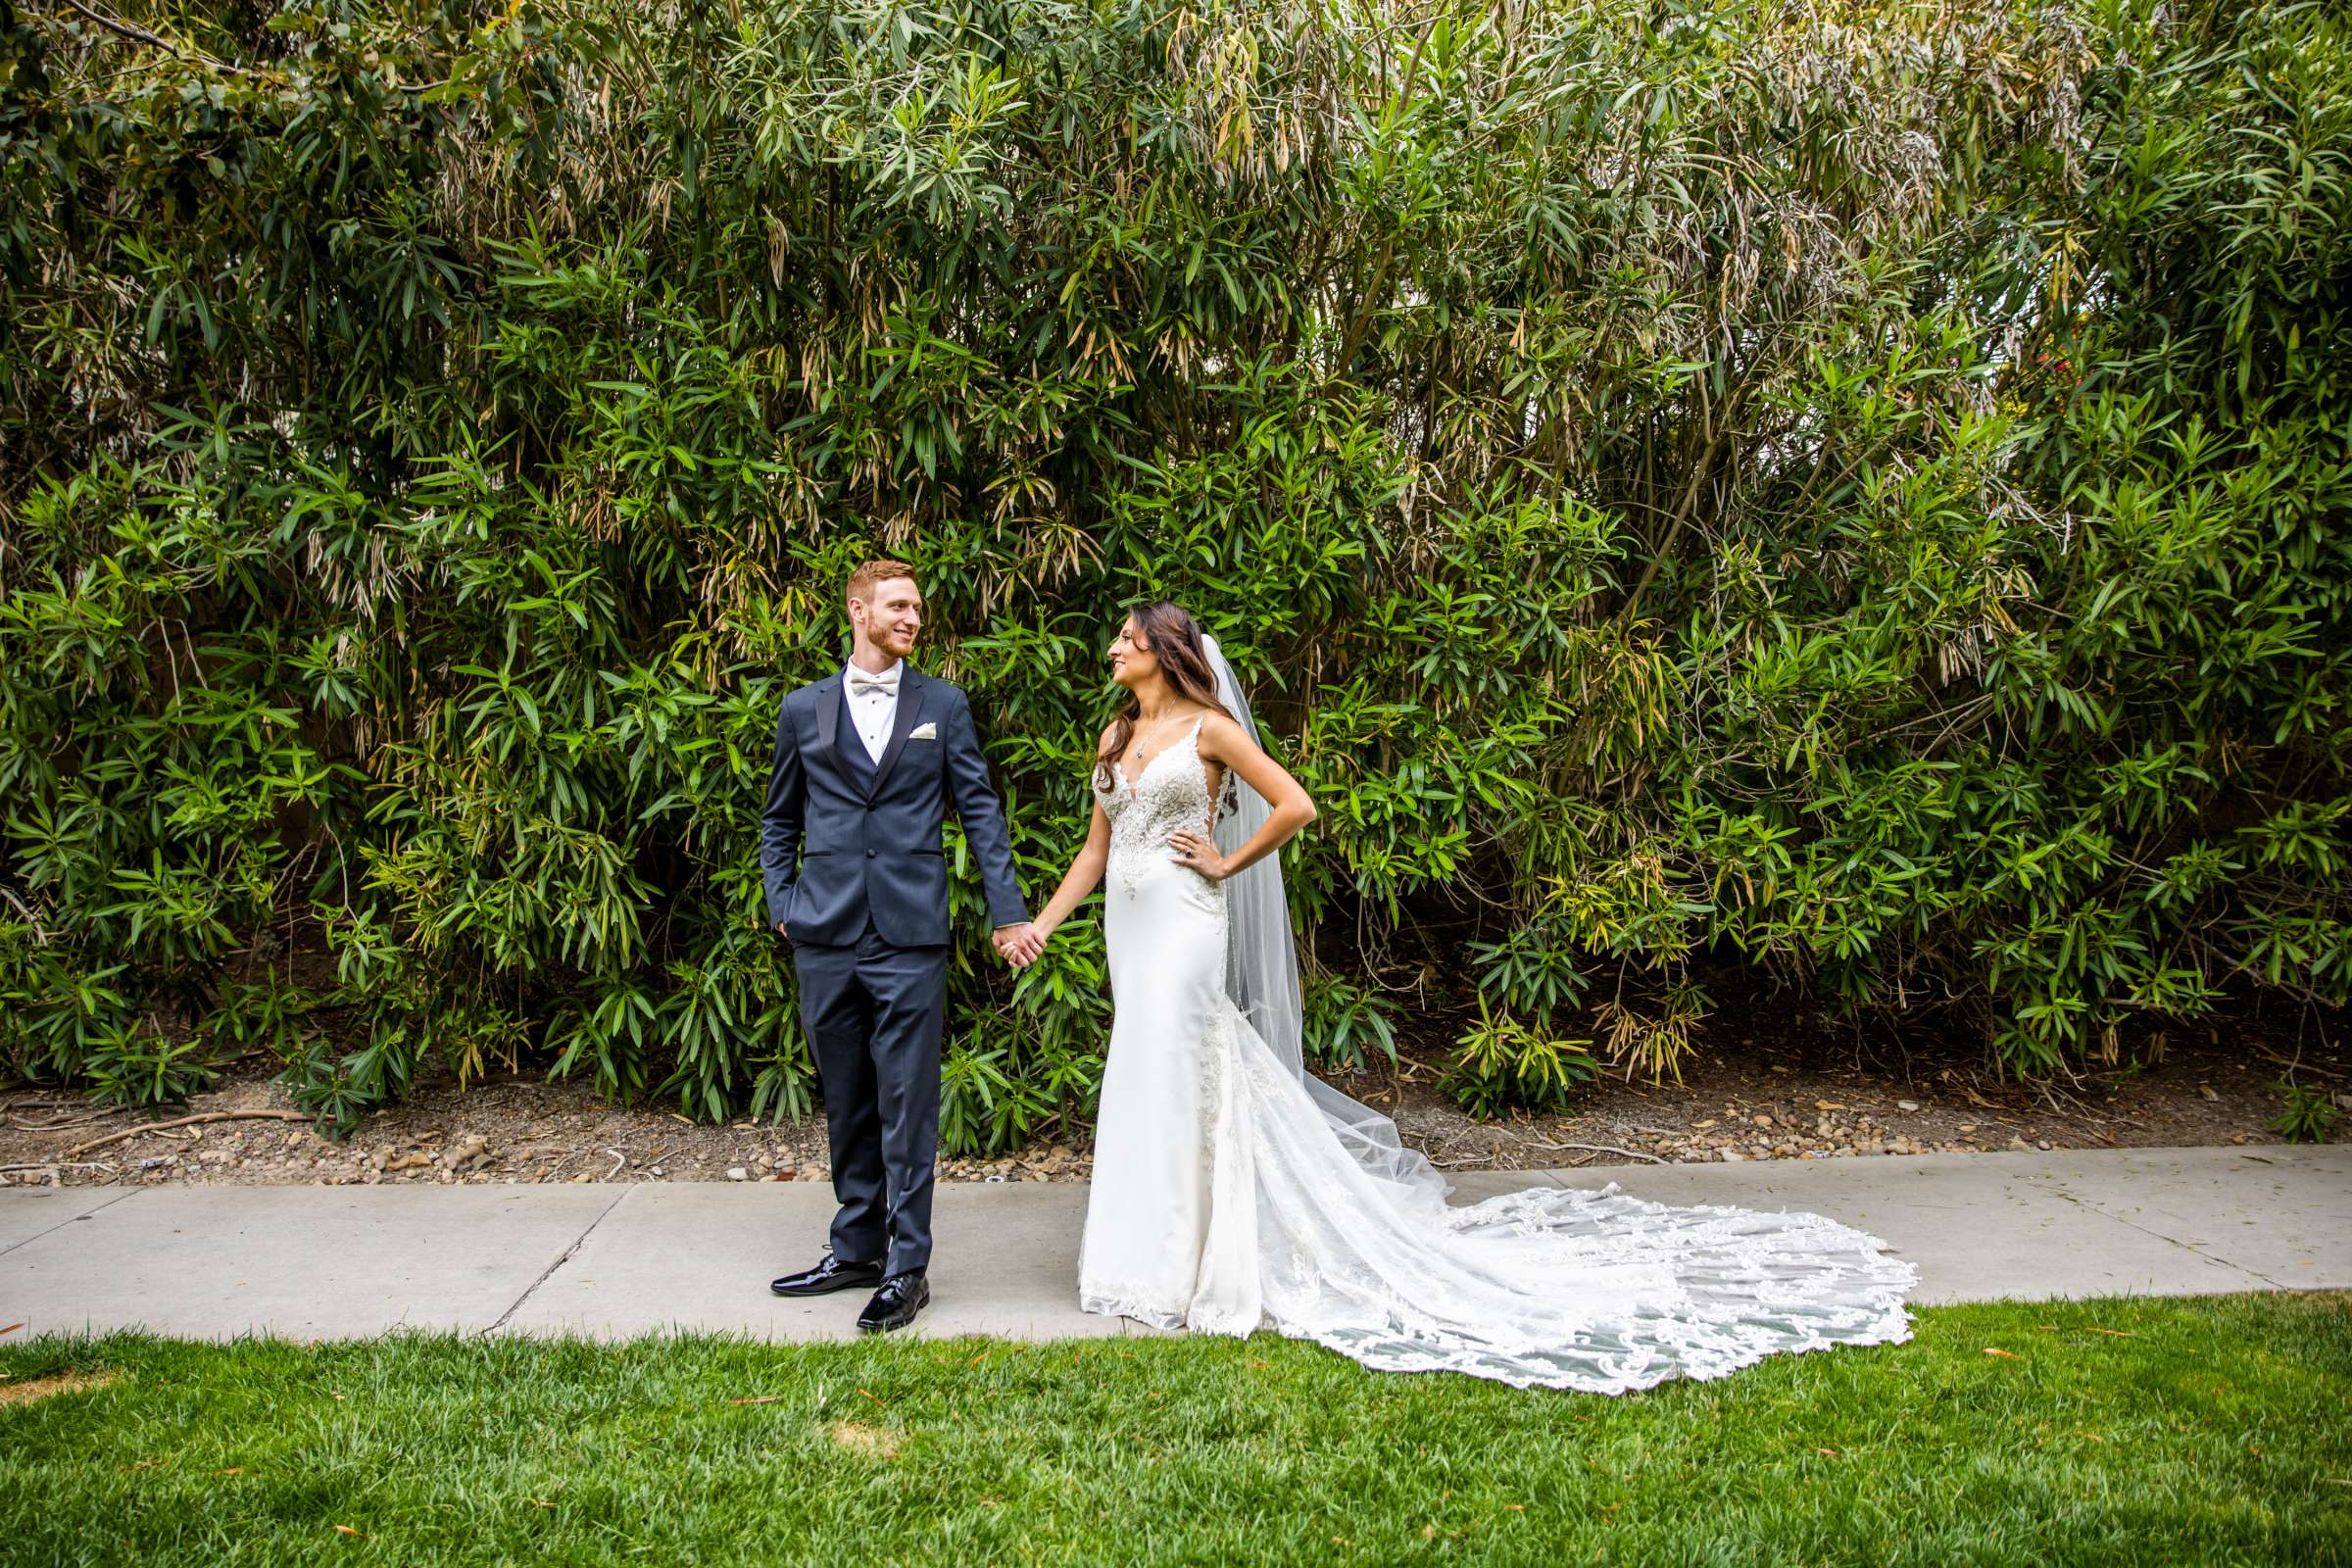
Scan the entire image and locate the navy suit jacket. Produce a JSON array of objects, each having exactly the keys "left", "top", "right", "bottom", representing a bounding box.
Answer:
[{"left": 760, "top": 665, "right": 1029, "bottom": 948}]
